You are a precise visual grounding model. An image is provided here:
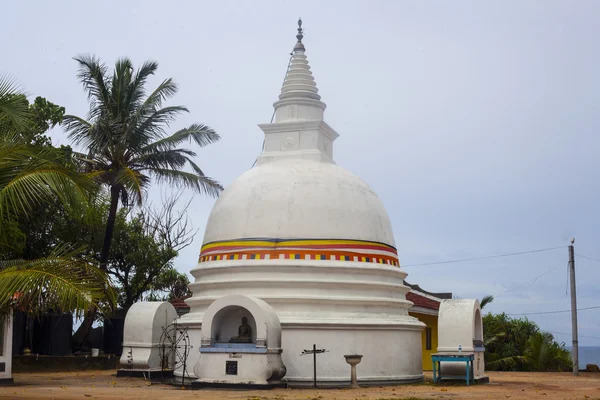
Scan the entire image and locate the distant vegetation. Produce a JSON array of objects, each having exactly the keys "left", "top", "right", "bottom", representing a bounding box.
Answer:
[{"left": 484, "top": 312, "right": 573, "bottom": 372}]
